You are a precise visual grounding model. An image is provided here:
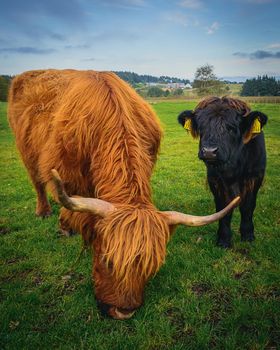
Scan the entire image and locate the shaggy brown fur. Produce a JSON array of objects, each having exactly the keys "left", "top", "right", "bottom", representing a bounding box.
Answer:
[{"left": 8, "top": 69, "right": 170, "bottom": 314}]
